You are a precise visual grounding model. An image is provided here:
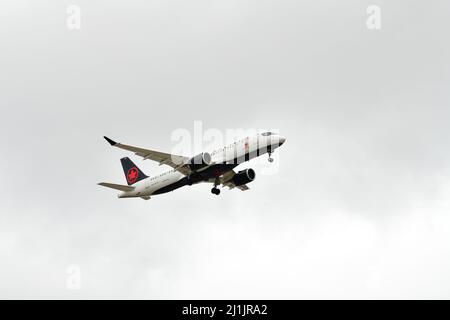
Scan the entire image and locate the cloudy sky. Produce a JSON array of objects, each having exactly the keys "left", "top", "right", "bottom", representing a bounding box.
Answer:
[{"left": 1, "top": 0, "right": 450, "bottom": 299}]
